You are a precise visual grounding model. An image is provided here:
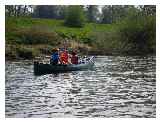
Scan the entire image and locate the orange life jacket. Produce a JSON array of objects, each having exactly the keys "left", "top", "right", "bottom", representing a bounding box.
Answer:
[{"left": 60, "top": 51, "right": 68, "bottom": 64}]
